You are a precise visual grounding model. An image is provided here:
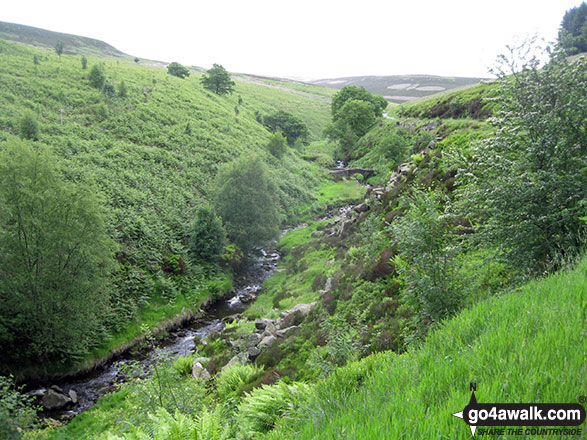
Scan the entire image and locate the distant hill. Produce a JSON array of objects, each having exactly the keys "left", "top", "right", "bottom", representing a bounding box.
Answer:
[
  {"left": 0, "top": 21, "right": 128, "bottom": 58},
  {"left": 311, "top": 74, "right": 486, "bottom": 103}
]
